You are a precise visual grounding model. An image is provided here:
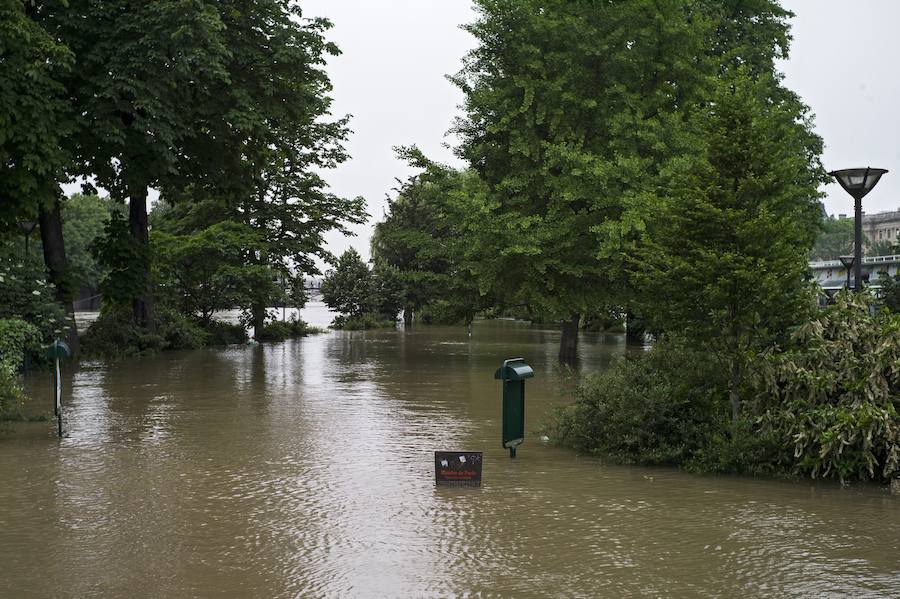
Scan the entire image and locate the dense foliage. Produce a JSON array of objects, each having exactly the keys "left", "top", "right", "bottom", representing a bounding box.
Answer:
[
  {"left": 3, "top": 2, "right": 363, "bottom": 337},
  {"left": 549, "top": 339, "right": 726, "bottom": 466},
  {"left": 0, "top": 319, "right": 41, "bottom": 420},
  {"left": 61, "top": 194, "right": 120, "bottom": 295},
  {"left": 321, "top": 248, "right": 401, "bottom": 329},
  {"left": 152, "top": 221, "right": 269, "bottom": 327},
  {"left": 811, "top": 217, "right": 855, "bottom": 261},
  {"left": 754, "top": 292, "right": 900, "bottom": 482},
  {"left": 0, "top": 243, "right": 68, "bottom": 343},
  {"left": 451, "top": 0, "right": 711, "bottom": 359},
  {"left": 634, "top": 71, "right": 824, "bottom": 421},
  {"left": 552, "top": 293, "right": 900, "bottom": 484},
  {"left": 371, "top": 149, "right": 487, "bottom": 326},
  {"left": 0, "top": 0, "right": 73, "bottom": 231}
]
